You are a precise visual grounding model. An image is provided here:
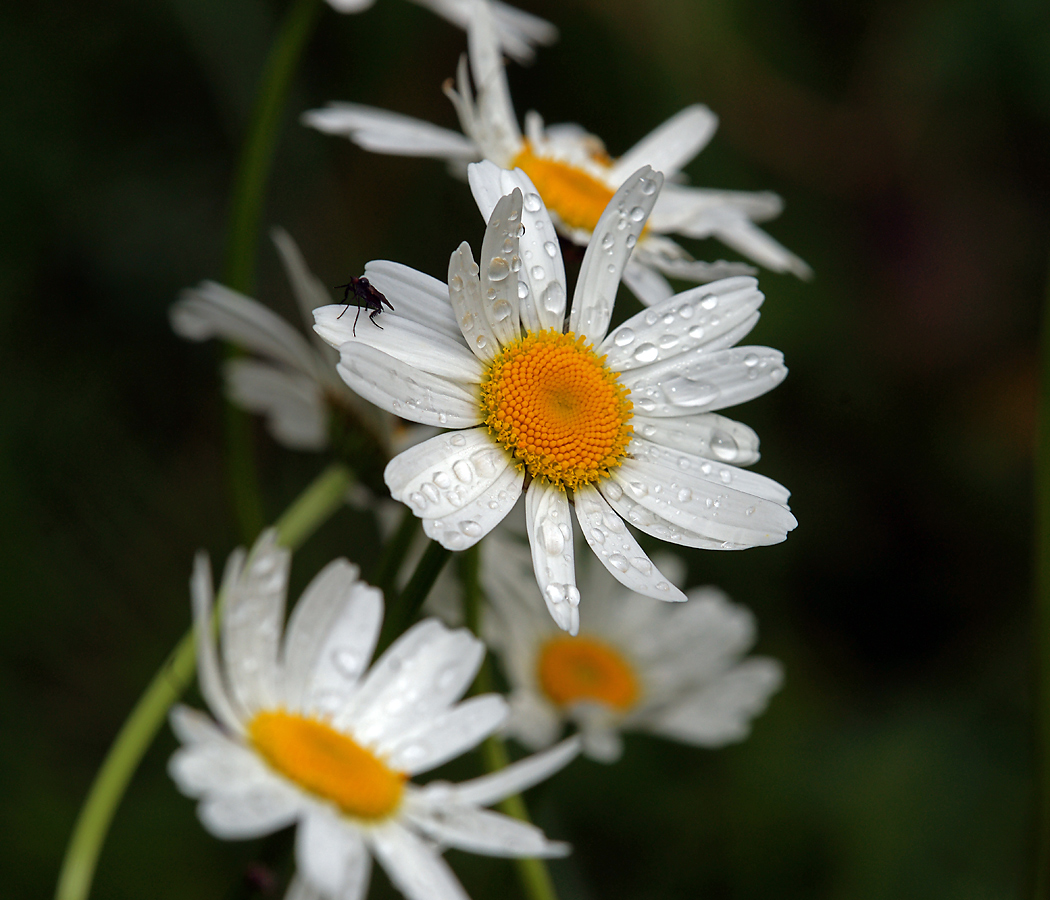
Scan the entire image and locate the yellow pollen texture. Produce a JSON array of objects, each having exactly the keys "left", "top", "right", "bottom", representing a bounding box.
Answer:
[
  {"left": 249, "top": 711, "right": 406, "bottom": 821},
  {"left": 511, "top": 142, "right": 616, "bottom": 234},
  {"left": 537, "top": 636, "right": 640, "bottom": 711},
  {"left": 479, "top": 329, "right": 632, "bottom": 491}
]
